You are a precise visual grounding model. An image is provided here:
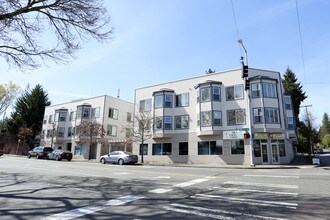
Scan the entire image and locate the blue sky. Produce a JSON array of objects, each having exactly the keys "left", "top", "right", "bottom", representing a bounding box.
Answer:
[{"left": 1, "top": 0, "right": 330, "bottom": 126}]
